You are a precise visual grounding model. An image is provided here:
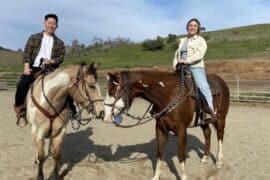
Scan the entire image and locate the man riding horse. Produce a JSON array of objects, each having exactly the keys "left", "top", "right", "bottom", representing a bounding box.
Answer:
[{"left": 13, "top": 14, "right": 77, "bottom": 126}]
